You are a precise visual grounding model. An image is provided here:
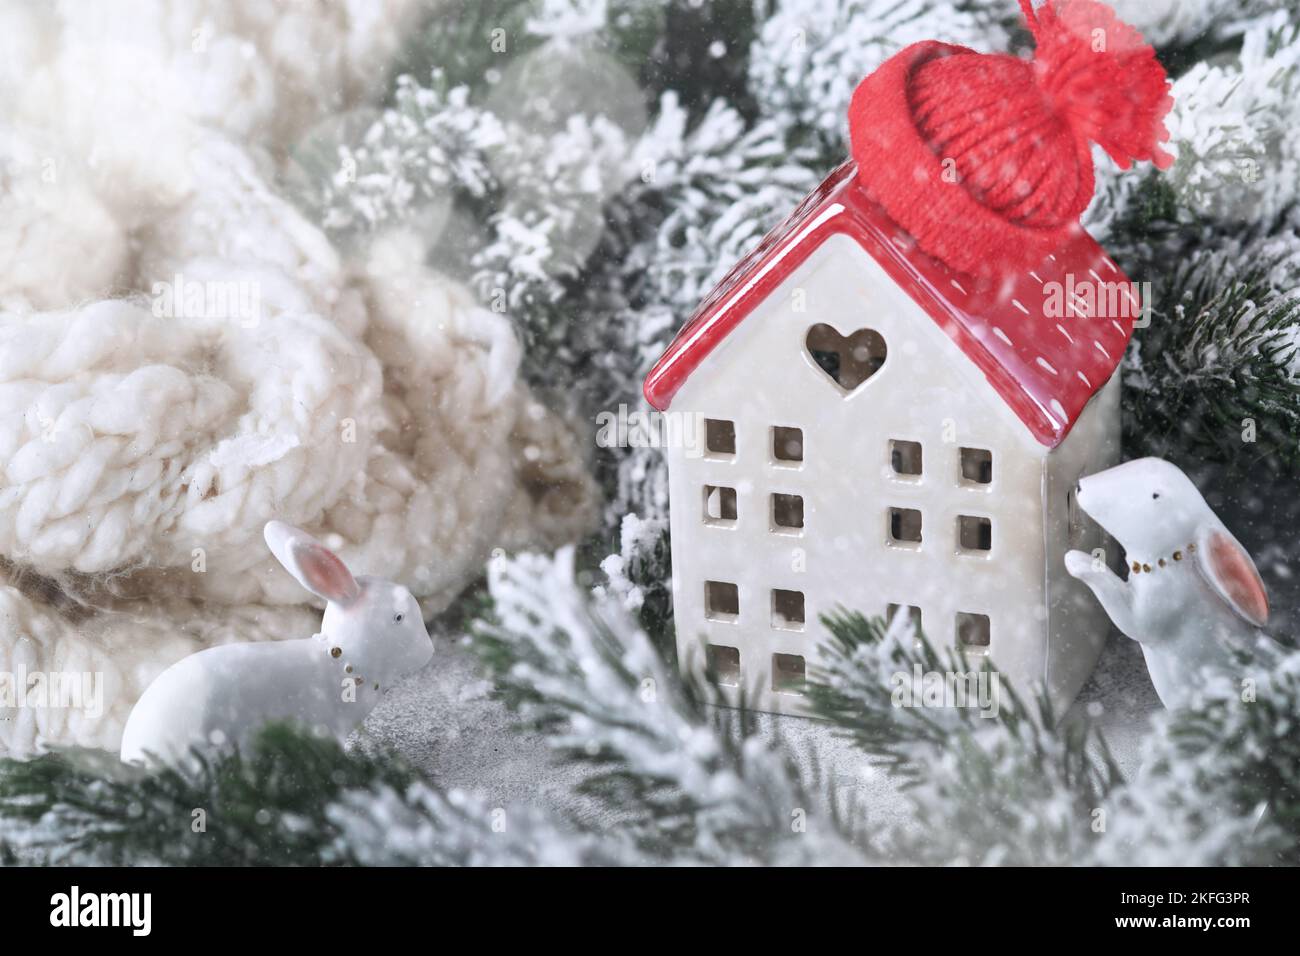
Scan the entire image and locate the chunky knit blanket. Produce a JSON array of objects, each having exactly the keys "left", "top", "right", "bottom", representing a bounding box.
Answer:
[{"left": 0, "top": 0, "right": 597, "bottom": 754}]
